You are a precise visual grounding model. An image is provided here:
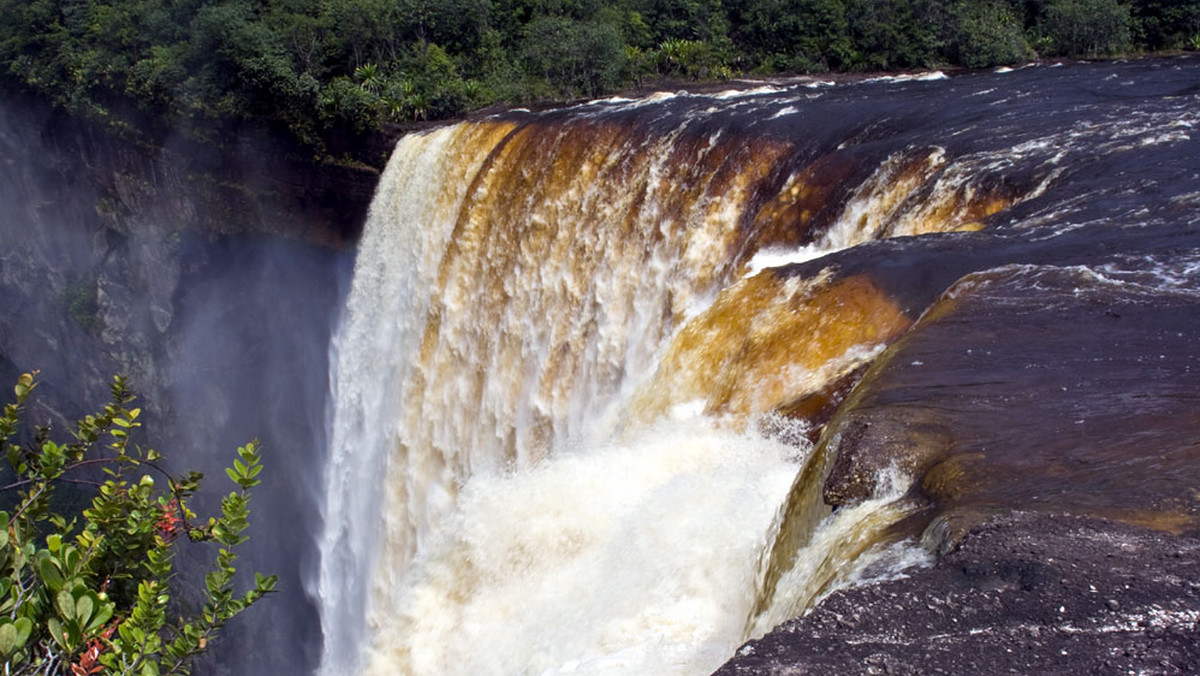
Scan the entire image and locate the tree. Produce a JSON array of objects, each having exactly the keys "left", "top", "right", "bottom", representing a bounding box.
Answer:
[
  {"left": 947, "top": 0, "right": 1035, "bottom": 67},
  {"left": 1129, "top": 0, "right": 1200, "bottom": 50},
  {"left": 0, "top": 373, "right": 275, "bottom": 675},
  {"left": 730, "top": 0, "right": 852, "bottom": 72},
  {"left": 628, "top": 0, "right": 732, "bottom": 45},
  {"left": 521, "top": 16, "right": 626, "bottom": 97},
  {"left": 185, "top": 1, "right": 315, "bottom": 120},
  {"left": 400, "top": 41, "right": 470, "bottom": 118},
  {"left": 844, "top": 0, "right": 942, "bottom": 70},
  {"left": 1041, "top": 0, "right": 1132, "bottom": 57}
]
